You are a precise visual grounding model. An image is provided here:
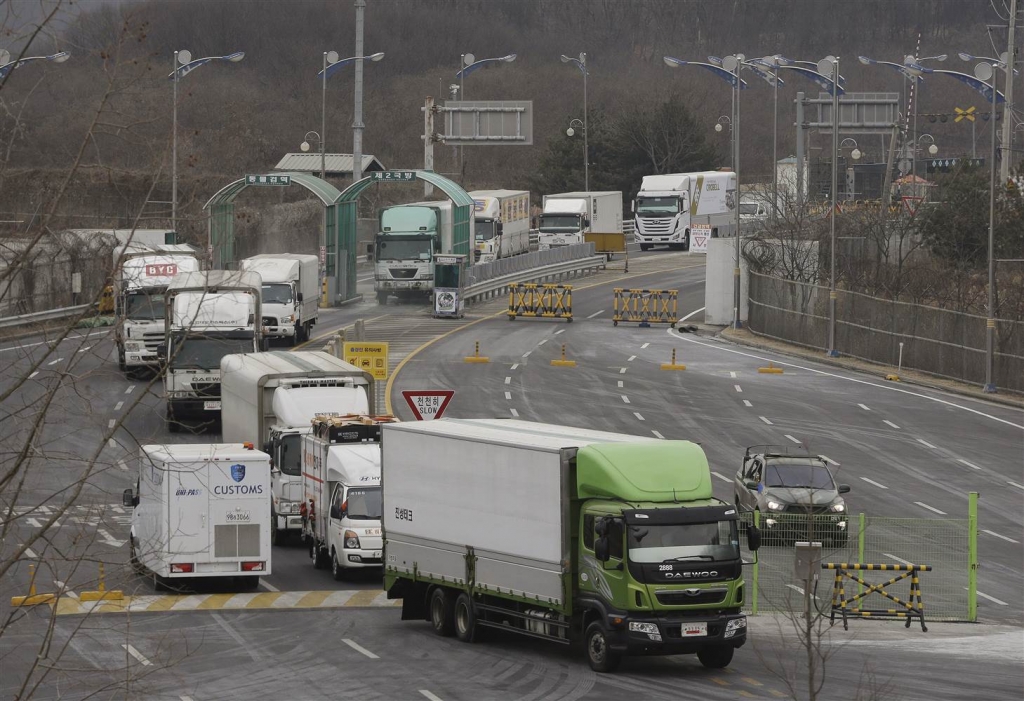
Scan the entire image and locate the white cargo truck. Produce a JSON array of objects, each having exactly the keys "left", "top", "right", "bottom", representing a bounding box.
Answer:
[
  {"left": 303, "top": 415, "right": 396, "bottom": 579},
  {"left": 162, "top": 270, "right": 263, "bottom": 431},
  {"left": 469, "top": 190, "right": 531, "bottom": 263},
  {"left": 239, "top": 253, "right": 319, "bottom": 345},
  {"left": 374, "top": 200, "right": 461, "bottom": 304},
  {"left": 537, "top": 192, "right": 622, "bottom": 250},
  {"left": 113, "top": 243, "right": 201, "bottom": 373},
  {"left": 632, "top": 171, "right": 736, "bottom": 251},
  {"left": 123, "top": 442, "right": 272, "bottom": 591},
  {"left": 220, "top": 351, "right": 373, "bottom": 543}
]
